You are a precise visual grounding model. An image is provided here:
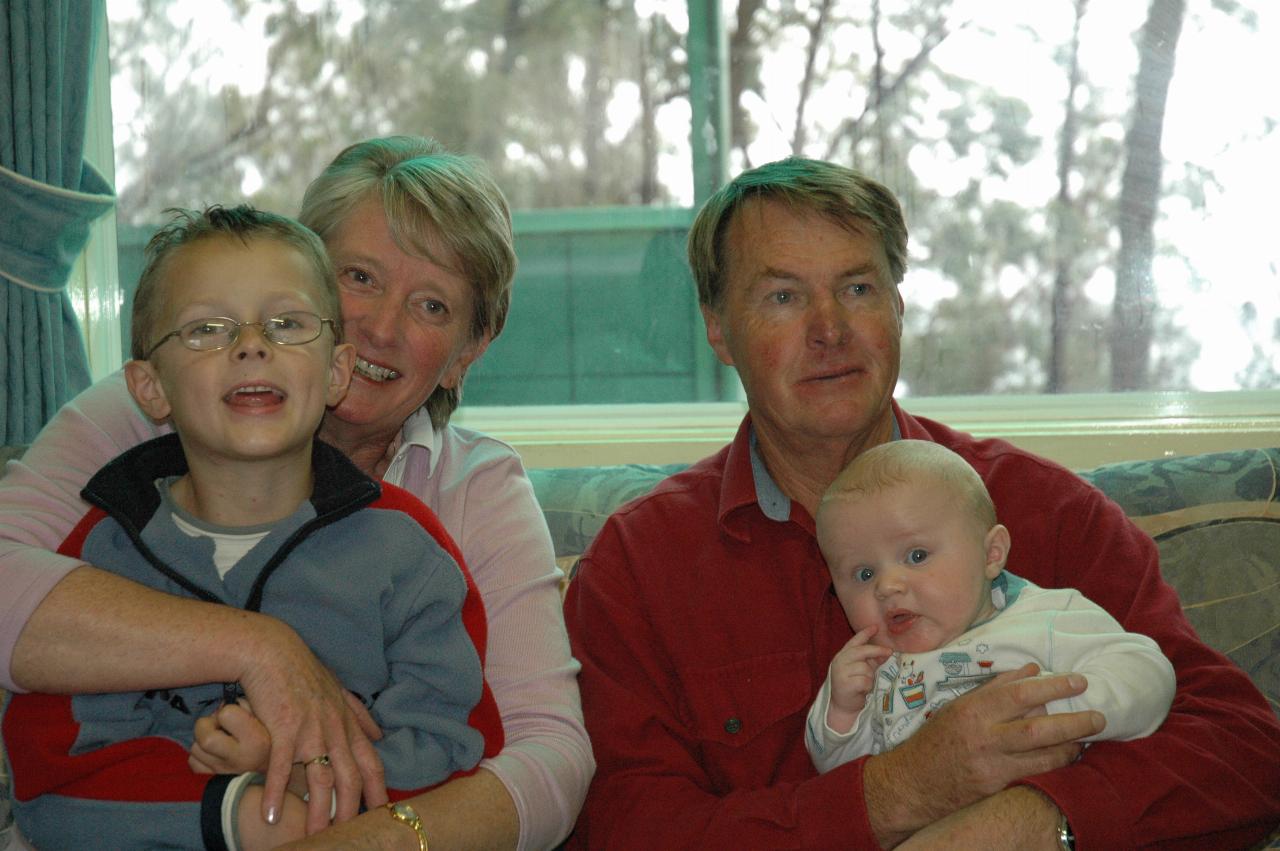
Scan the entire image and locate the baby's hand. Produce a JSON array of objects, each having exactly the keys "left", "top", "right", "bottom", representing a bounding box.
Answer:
[
  {"left": 826, "top": 626, "right": 893, "bottom": 734},
  {"left": 189, "top": 699, "right": 272, "bottom": 776}
]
